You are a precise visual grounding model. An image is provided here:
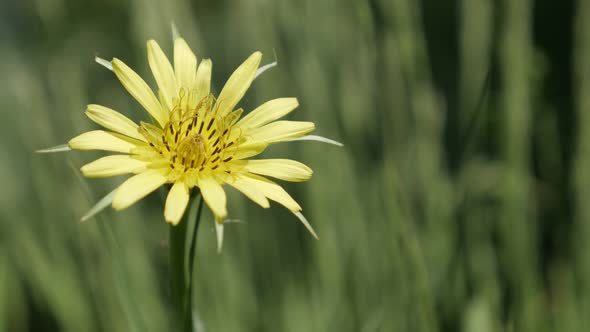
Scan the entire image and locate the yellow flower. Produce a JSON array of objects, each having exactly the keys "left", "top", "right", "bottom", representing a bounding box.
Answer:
[{"left": 64, "top": 38, "right": 328, "bottom": 245}]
